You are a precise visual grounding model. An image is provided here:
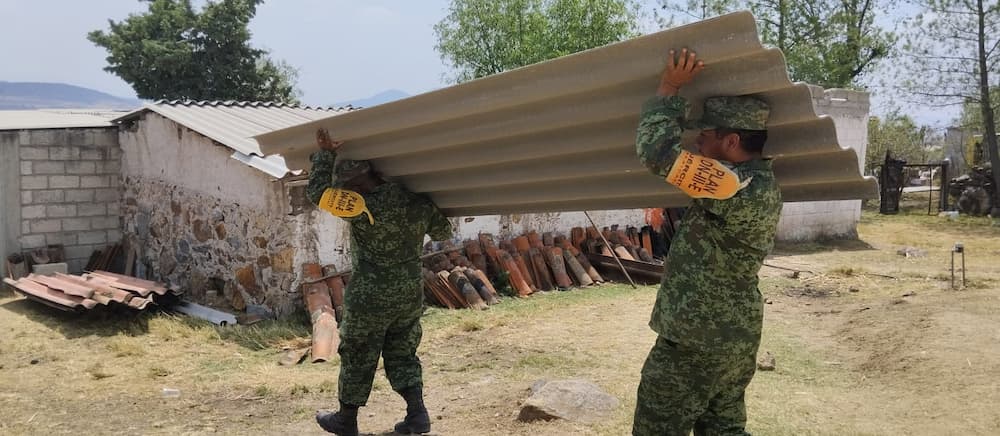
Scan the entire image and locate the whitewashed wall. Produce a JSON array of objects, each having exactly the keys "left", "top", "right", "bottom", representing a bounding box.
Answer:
[
  {"left": 120, "top": 114, "right": 306, "bottom": 316},
  {"left": 775, "top": 87, "right": 870, "bottom": 241}
]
